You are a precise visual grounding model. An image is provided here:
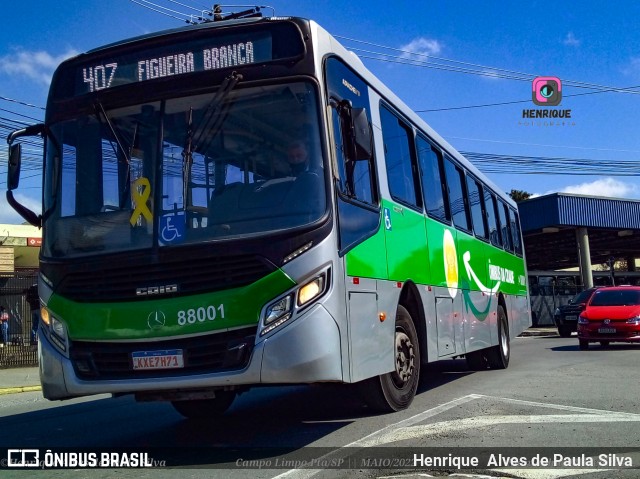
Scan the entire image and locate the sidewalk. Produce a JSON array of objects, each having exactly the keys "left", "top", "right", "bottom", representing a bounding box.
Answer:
[
  {"left": 518, "top": 326, "right": 558, "bottom": 337},
  {"left": 0, "top": 366, "right": 41, "bottom": 395}
]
